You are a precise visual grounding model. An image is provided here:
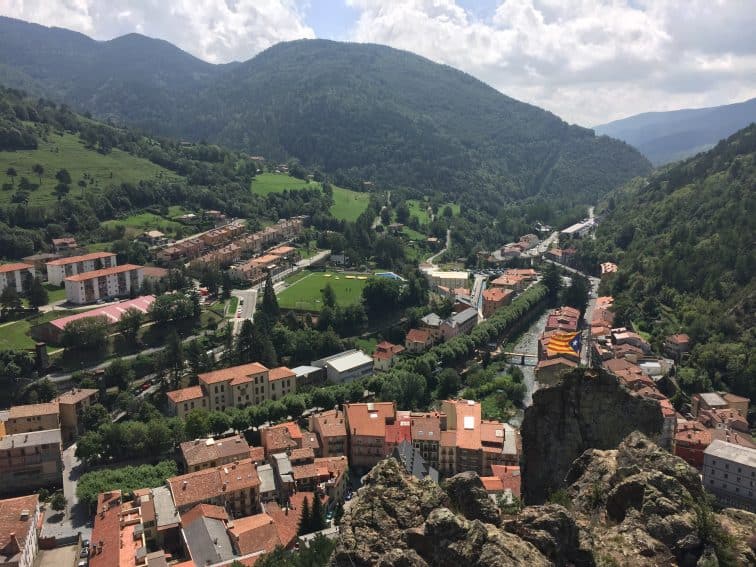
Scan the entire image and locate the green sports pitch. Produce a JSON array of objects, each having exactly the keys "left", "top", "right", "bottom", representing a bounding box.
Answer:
[{"left": 277, "top": 271, "right": 370, "bottom": 311}]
